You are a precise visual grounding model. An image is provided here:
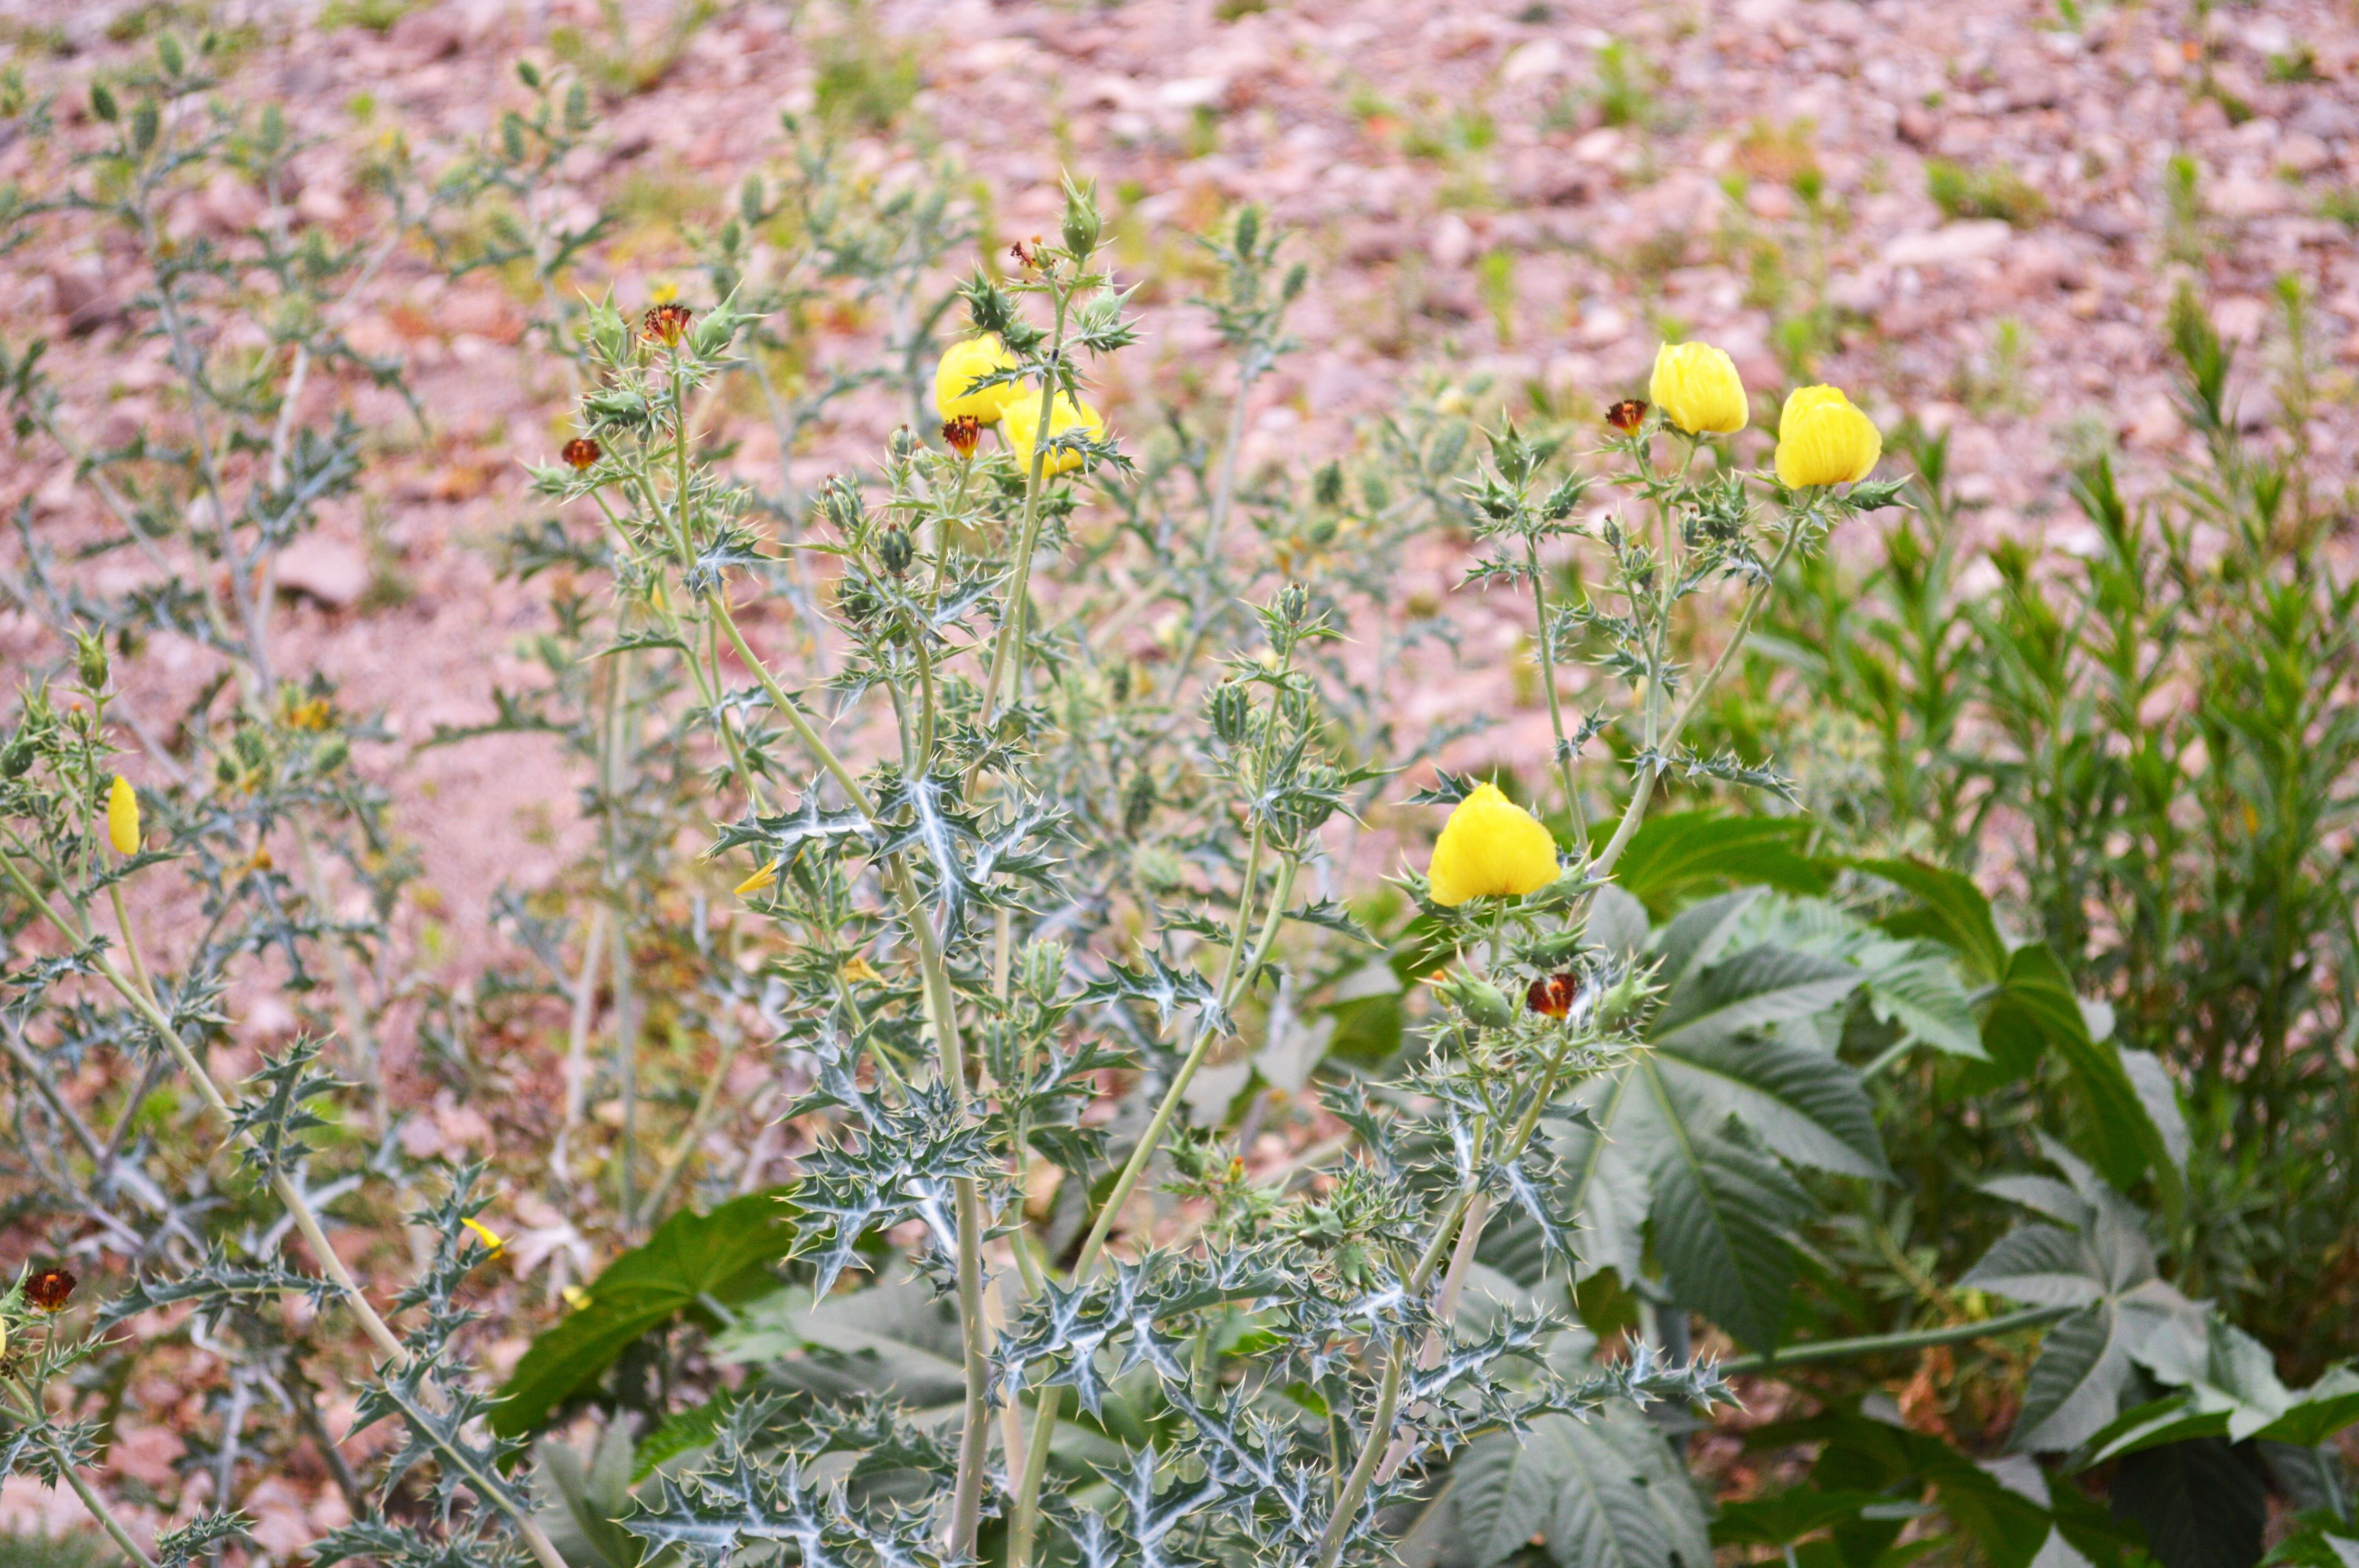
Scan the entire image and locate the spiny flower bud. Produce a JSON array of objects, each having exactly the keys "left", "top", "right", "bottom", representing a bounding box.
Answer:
[
  {"left": 820, "top": 476, "right": 863, "bottom": 534},
  {"left": 73, "top": 630, "right": 109, "bottom": 691},
  {"left": 1060, "top": 174, "right": 1103, "bottom": 258},
  {"left": 1313, "top": 461, "right": 1344, "bottom": 509},
  {"left": 561, "top": 437, "right": 600, "bottom": 470},
  {"left": 1122, "top": 769, "right": 1156, "bottom": 837},
  {"left": 888, "top": 425, "right": 918, "bottom": 461},
  {"left": 1020, "top": 938, "right": 1067, "bottom": 1002},
  {"left": 1207, "top": 681, "right": 1251, "bottom": 747},
  {"left": 877, "top": 526, "right": 914, "bottom": 578},
  {"left": 2, "top": 737, "right": 32, "bottom": 779},
  {"left": 1433, "top": 969, "right": 1515, "bottom": 1031},
  {"left": 1276, "top": 581, "right": 1310, "bottom": 625}
]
